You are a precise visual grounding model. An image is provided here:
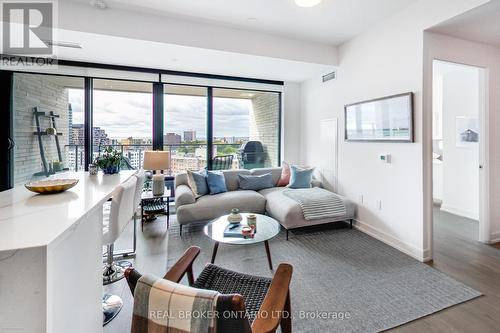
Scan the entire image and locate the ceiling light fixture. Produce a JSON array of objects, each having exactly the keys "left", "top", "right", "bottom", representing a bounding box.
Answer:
[
  {"left": 294, "top": 0, "right": 322, "bottom": 8},
  {"left": 90, "top": 0, "right": 107, "bottom": 10}
]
